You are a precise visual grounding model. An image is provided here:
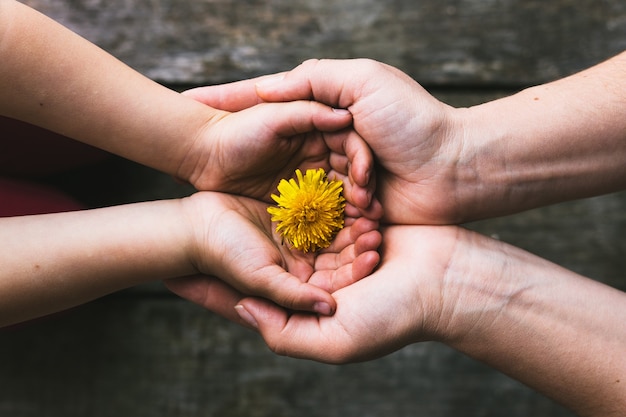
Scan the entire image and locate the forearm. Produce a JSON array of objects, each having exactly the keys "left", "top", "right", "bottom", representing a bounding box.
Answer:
[
  {"left": 456, "top": 52, "right": 626, "bottom": 219},
  {"left": 442, "top": 231, "right": 626, "bottom": 416},
  {"left": 0, "top": 0, "right": 220, "bottom": 179},
  {"left": 0, "top": 200, "right": 194, "bottom": 327}
]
